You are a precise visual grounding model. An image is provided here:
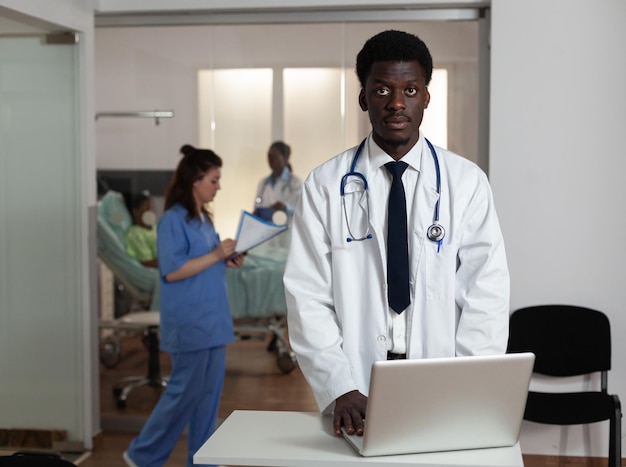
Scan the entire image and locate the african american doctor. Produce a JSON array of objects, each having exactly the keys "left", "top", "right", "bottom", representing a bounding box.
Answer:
[{"left": 284, "top": 30, "right": 509, "bottom": 437}]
